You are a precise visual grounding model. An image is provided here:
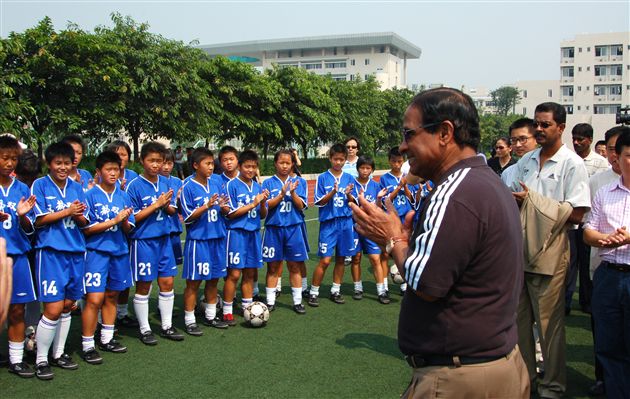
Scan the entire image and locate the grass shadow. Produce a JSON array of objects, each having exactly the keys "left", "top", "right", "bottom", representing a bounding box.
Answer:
[{"left": 336, "top": 332, "right": 402, "bottom": 360}]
